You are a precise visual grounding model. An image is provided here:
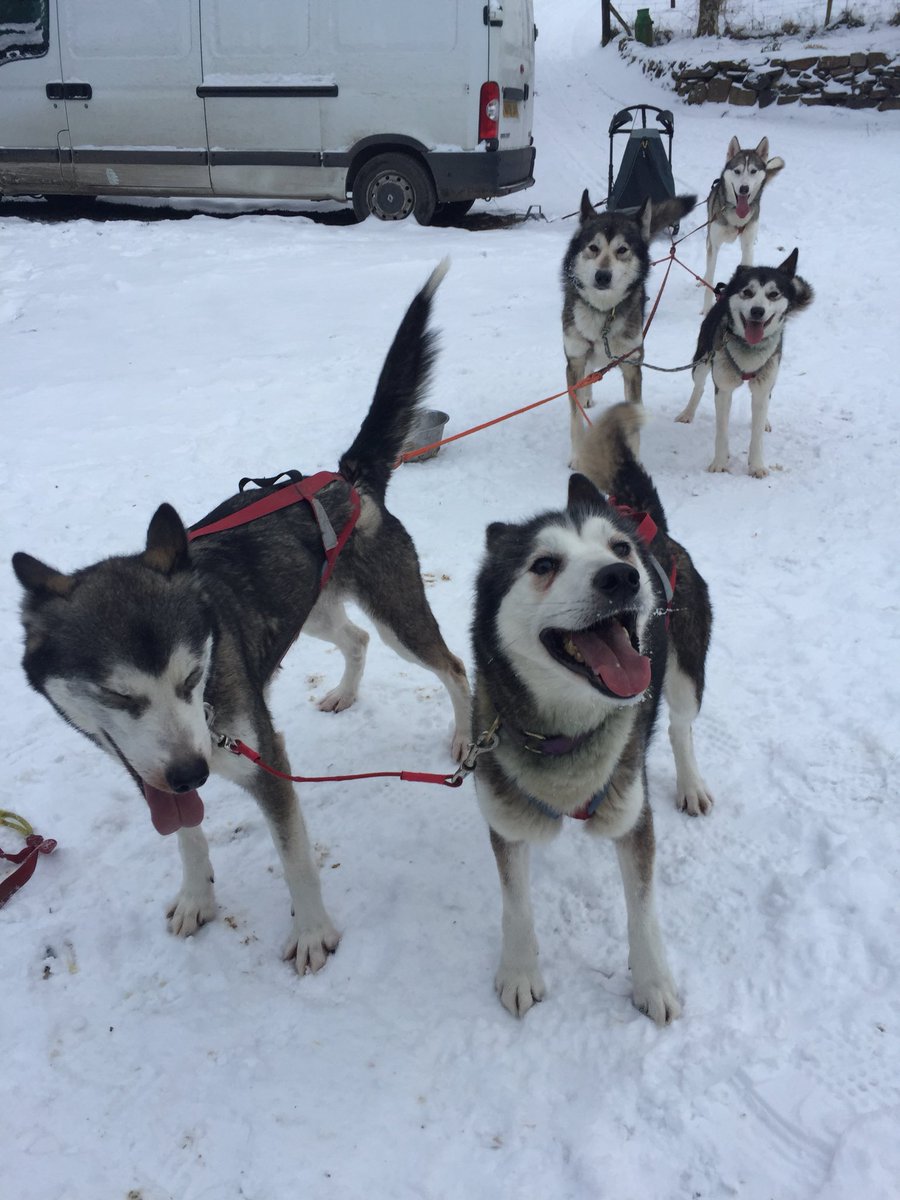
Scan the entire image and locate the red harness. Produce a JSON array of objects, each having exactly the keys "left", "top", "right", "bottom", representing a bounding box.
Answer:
[
  {"left": 187, "top": 470, "right": 360, "bottom": 588},
  {"left": 0, "top": 812, "right": 57, "bottom": 909},
  {"left": 610, "top": 501, "right": 677, "bottom": 612}
]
